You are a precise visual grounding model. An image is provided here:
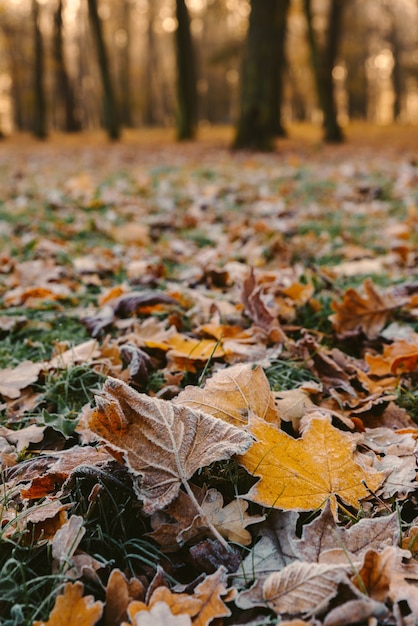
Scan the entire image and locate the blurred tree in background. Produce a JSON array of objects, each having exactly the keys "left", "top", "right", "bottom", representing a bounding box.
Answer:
[{"left": 0, "top": 0, "right": 416, "bottom": 148}]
